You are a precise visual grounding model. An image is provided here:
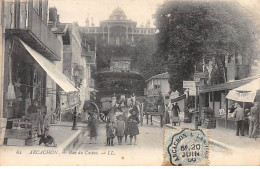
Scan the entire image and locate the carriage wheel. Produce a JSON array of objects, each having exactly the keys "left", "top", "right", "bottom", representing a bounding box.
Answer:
[
  {"left": 99, "top": 111, "right": 109, "bottom": 122},
  {"left": 85, "top": 102, "right": 100, "bottom": 122}
]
